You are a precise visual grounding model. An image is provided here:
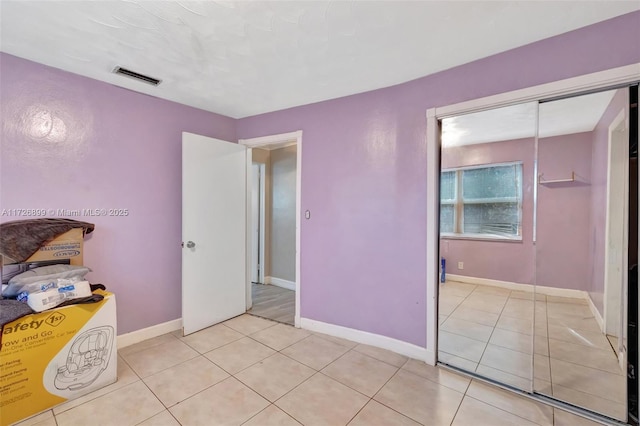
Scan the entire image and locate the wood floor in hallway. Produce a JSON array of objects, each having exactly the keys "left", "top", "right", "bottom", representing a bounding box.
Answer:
[{"left": 249, "top": 282, "right": 295, "bottom": 325}]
